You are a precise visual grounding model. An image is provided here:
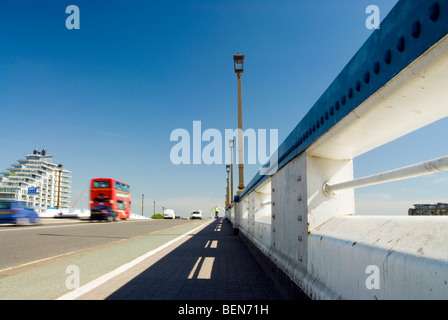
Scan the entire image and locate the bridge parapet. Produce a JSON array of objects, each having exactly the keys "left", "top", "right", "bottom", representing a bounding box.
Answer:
[{"left": 228, "top": 0, "right": 448, "bottom": 299}]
